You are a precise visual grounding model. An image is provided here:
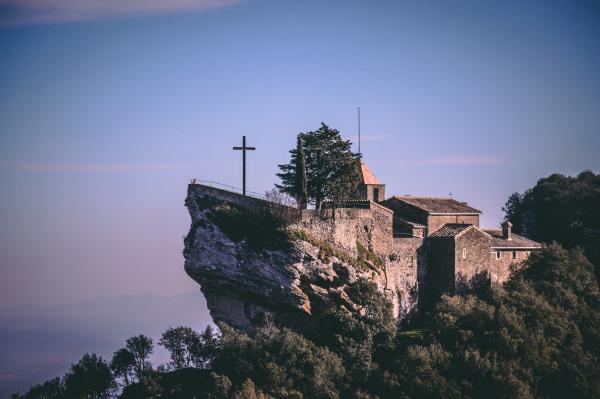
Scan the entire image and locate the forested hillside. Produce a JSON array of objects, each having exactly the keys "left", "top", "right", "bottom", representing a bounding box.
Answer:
[{"left": 503, "top": 170, "right": 600, "bottom": 272}]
